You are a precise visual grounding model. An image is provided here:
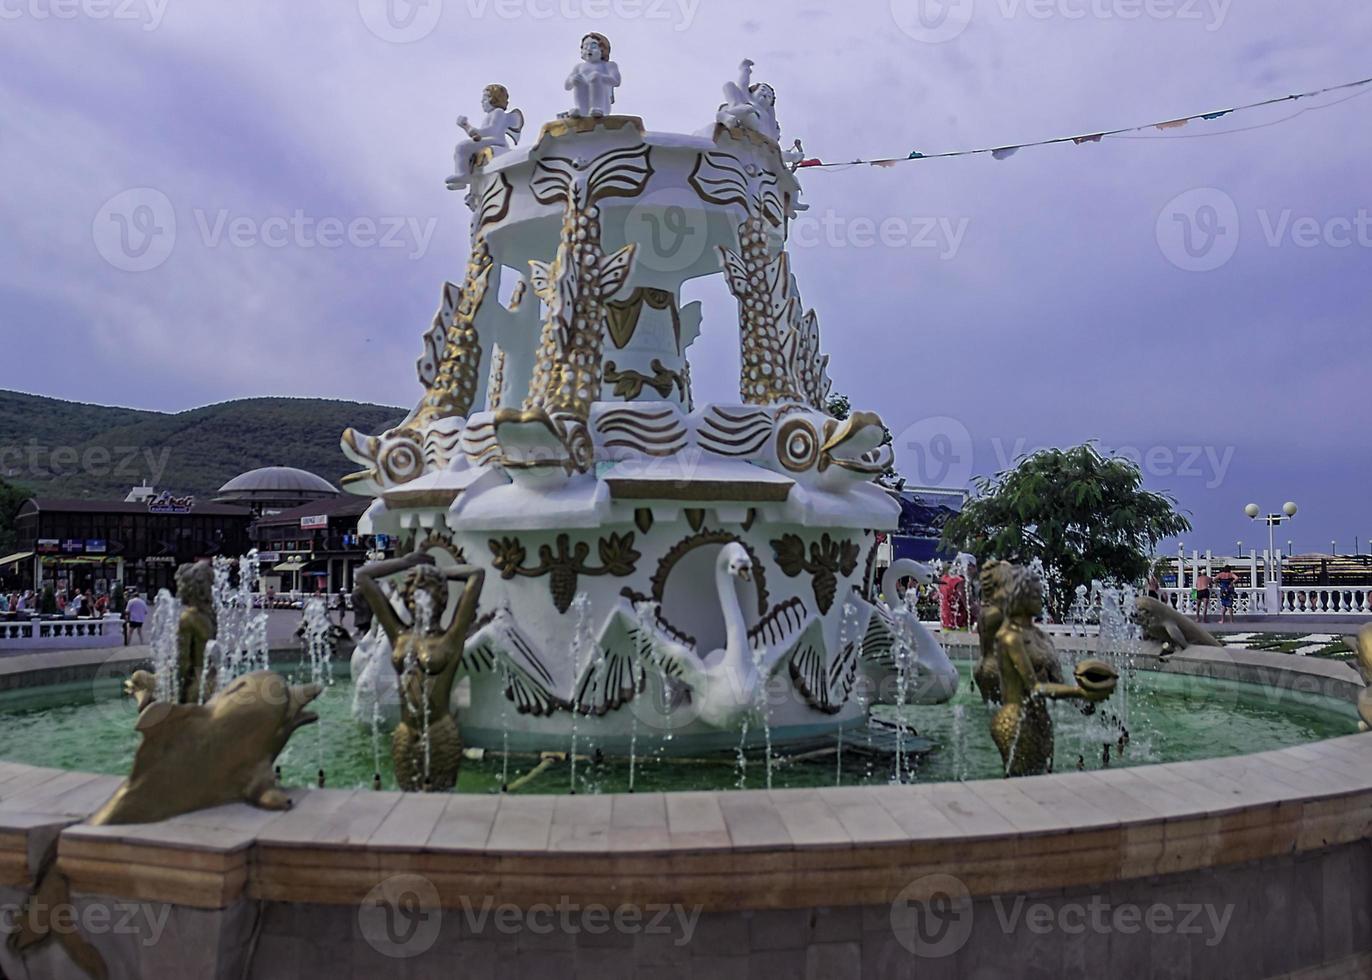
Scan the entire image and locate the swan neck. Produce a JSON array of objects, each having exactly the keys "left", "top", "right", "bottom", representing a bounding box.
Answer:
[{"left": 717, "top": 563, "right": 749, "bottom": 665}]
